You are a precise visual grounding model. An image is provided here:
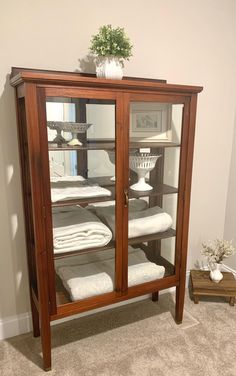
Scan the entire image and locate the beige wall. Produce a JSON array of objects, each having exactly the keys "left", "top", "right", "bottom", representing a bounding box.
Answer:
[
  {"left": 1, "top": 0, "right": 236, "bottom": 322},
  {"left": 224, "top": 113, "right": 236, "bottom": 270}
]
